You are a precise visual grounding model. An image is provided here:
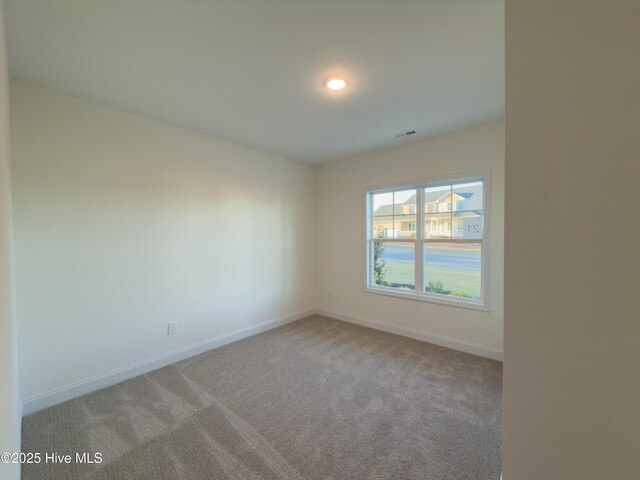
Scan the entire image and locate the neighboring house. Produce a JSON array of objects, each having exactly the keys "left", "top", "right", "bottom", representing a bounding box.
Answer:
[{"left": 372, "top": 185, "right": 483, "bottom": 239}]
